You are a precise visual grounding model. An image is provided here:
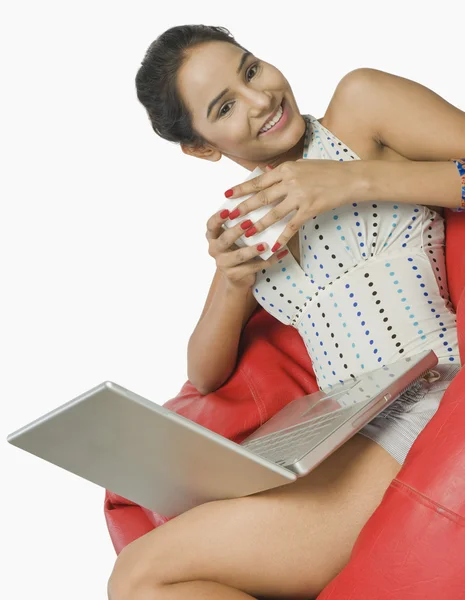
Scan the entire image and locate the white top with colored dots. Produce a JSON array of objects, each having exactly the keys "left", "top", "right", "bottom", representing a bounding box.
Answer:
[{"left": 253, "top": 114, "right": 461, "bottom": 392}]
